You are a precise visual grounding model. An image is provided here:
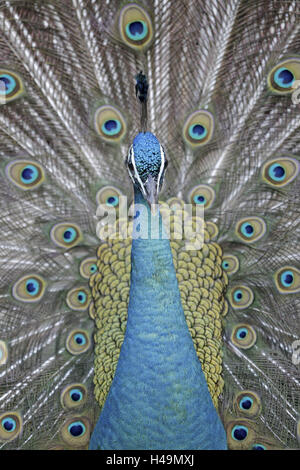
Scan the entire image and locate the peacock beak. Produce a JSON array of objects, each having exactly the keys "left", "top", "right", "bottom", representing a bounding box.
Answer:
[{"left": 144, "top": 174, "right": 159, "bottom": 214}]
